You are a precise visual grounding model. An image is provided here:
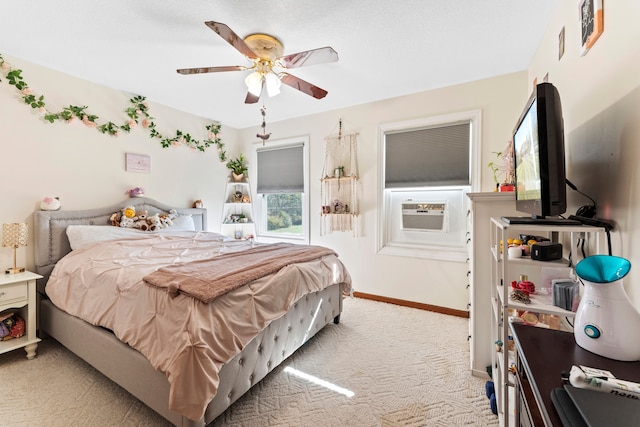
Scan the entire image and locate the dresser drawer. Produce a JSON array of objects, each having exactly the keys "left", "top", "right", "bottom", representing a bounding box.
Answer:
[{"left": 0, "top": 282, "right": 28, "bottom": 306}]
